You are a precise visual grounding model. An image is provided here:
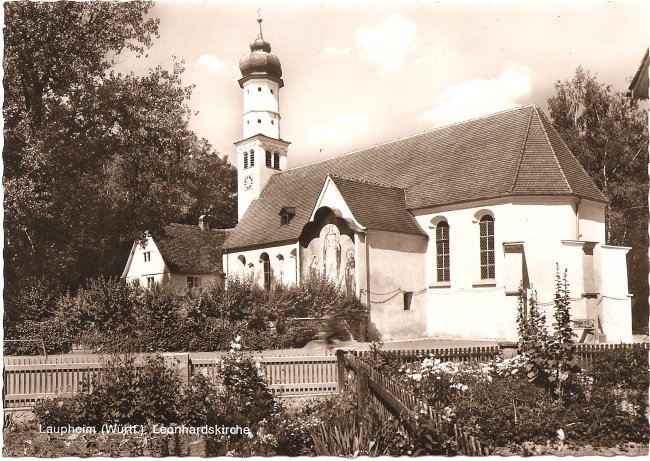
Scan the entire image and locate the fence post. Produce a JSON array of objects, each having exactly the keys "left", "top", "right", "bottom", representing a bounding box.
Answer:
[
  {"left": 336, "top": 349, "right": 346, "bottom": 392},
  {"left": 358, "top": 367, "right": 369, "bottom": 411},
  {"left": 162, "top": 353, "right": 190, "bottom": 385},
  {"left": 498, "top": 341, "right": 518, "bottom": 359}
]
